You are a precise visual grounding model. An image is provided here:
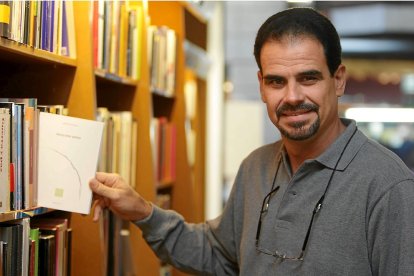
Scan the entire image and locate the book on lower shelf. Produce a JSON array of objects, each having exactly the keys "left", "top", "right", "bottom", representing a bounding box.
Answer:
[
  {"left": 38, "top": 234, "right": 55, "bottom": 276},
  {"left": 0, "top": 217, "right": 30, "bottom": 276},
  {"left": 30, "top": 217, "right": 70, "bottom": 276}
]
